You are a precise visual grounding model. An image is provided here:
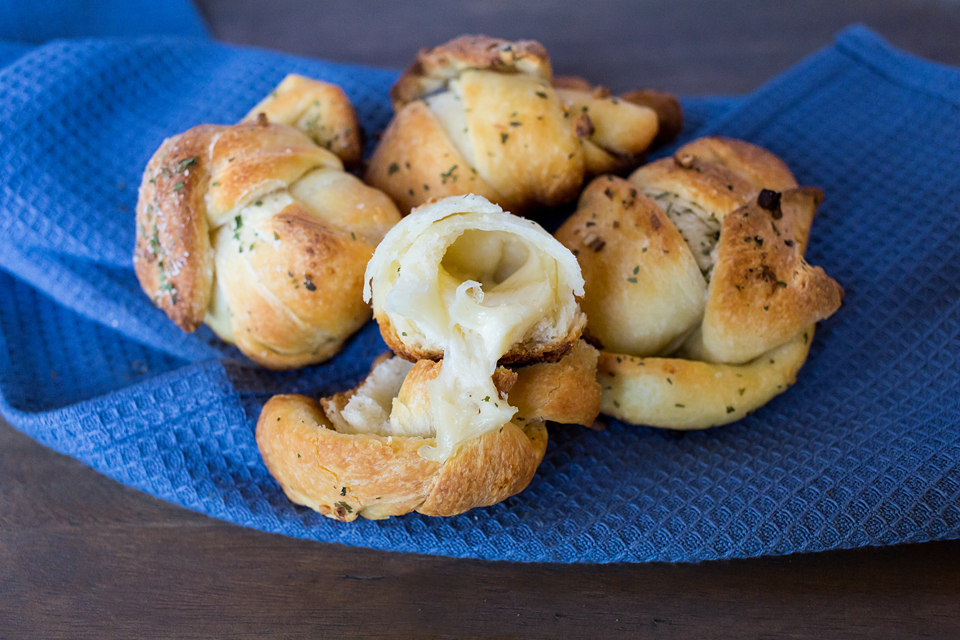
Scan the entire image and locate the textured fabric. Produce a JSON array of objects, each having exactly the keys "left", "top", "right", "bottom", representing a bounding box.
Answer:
[
  {"left": 0, "top": 26, "right": 958, "bottom": 563},
  {"left": 0, "top": 0, "right": 207, "bottom": 44}
]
